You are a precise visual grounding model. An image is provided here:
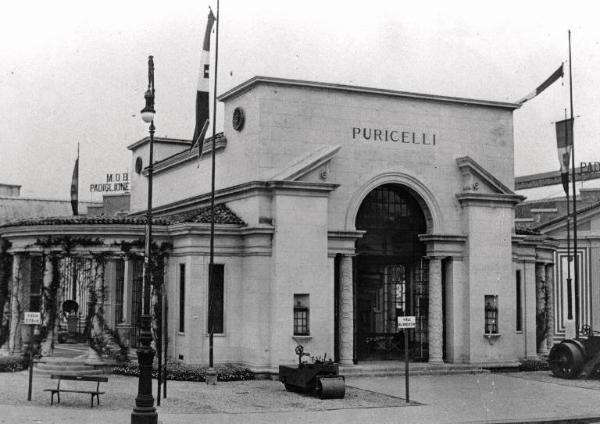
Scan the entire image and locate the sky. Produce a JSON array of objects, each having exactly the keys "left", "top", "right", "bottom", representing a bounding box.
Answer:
[{"left": 2, "top": 0, "right": 600, "bottom": 202}]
